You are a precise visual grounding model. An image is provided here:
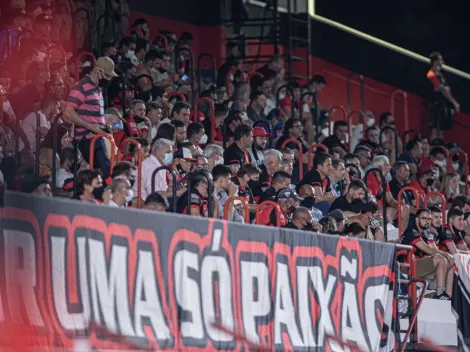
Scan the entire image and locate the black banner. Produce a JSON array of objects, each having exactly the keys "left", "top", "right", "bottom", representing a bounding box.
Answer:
[{"left": 0, "top": 192, "right": 397, "bottom": 351}]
